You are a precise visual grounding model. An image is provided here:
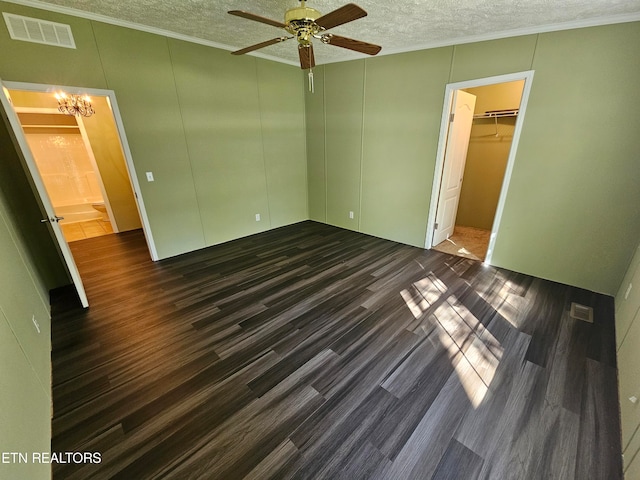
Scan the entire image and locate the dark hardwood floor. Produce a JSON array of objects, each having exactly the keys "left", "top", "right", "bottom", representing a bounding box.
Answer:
[{"left": 50, "top": 221, "right": 623, "bottom": 479}]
